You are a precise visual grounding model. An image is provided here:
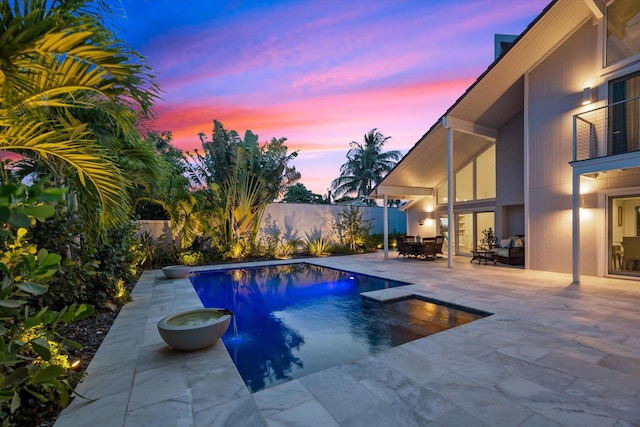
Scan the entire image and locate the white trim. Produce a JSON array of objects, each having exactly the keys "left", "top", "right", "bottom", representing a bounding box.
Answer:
[
  {"left": 442, "top": 116, "right": 498, "bottom": 141},
  {"left": 524, "top": 72, "right": 531, "bottom": 270},
  {"left": 583, "top": 0, "right": 604, "bottom": 19},
  {"left": 447, "top": 127, "right": 454, "bottom": 269}
]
